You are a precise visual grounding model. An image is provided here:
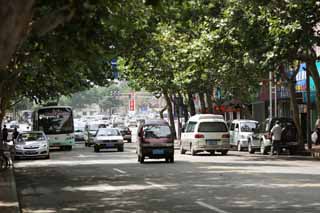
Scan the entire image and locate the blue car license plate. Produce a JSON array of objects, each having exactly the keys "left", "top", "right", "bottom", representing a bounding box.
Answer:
[
  {"left": 152, "top": 149, "right": 164, "bottom": 155},
  {"left": 206, "top": 140, "right": 218, "bottom": 145}
]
